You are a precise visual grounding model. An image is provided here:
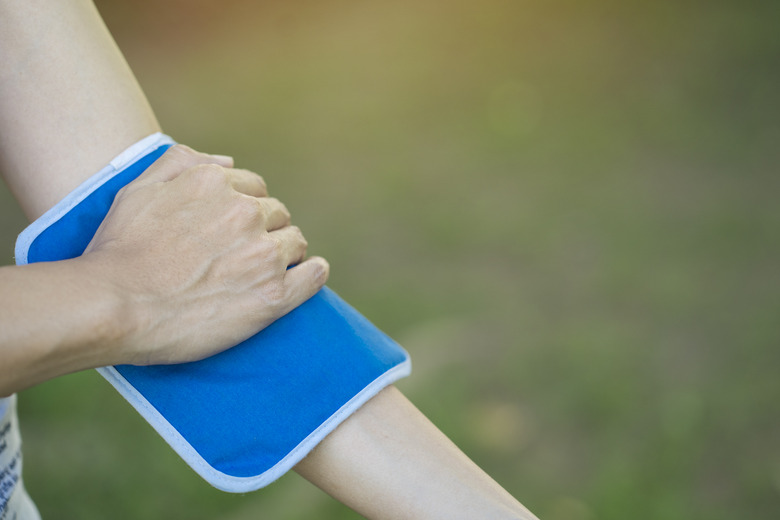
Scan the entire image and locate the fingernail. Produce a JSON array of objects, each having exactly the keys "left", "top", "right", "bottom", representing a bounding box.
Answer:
[{"left": 317, "top": 258, "right": 330, "bottom": 282}]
